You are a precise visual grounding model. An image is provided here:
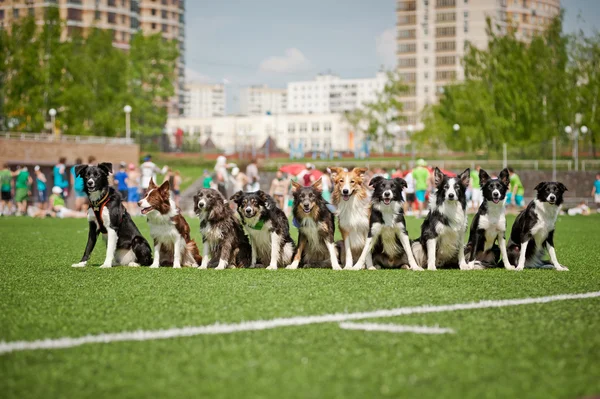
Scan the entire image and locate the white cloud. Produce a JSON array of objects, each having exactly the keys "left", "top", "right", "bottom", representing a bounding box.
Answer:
[
  {"left": 259, "top": 48, "right": 312, "bottom": 74},
  {"left": 376, "top": 28, "right": 396, "bottom": 69},
  {"left": 185, "top": 67, "right": 212, "bottom": 83}
]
